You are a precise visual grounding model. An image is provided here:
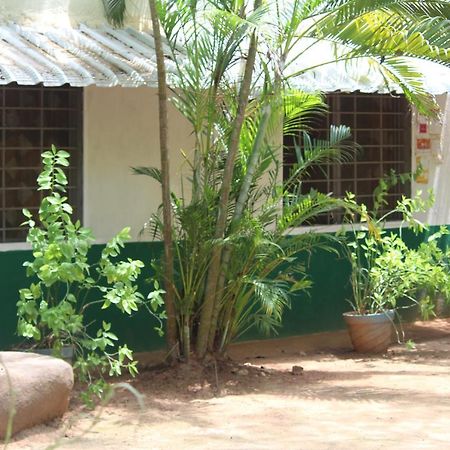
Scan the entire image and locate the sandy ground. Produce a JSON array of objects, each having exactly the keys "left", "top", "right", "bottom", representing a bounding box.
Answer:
[{"left": 5, "top": 319, "right": 450, "bottom": 450}]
